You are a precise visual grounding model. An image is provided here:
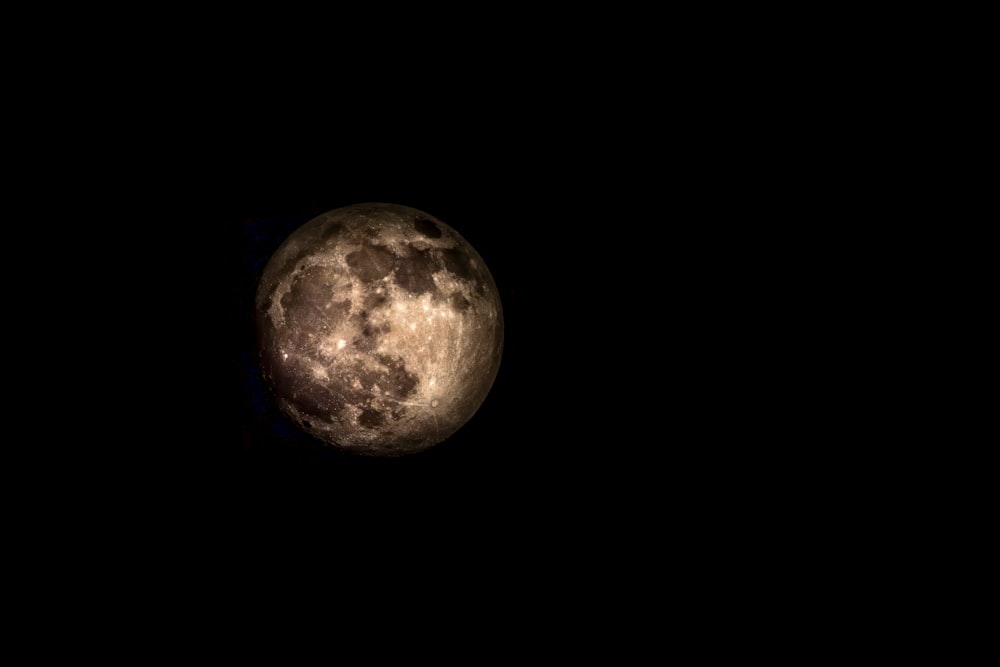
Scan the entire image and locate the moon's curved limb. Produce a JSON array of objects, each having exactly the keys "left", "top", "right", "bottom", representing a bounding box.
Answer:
[{"left": 255, "top": 203, "right": 503, "bottom": 457}]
